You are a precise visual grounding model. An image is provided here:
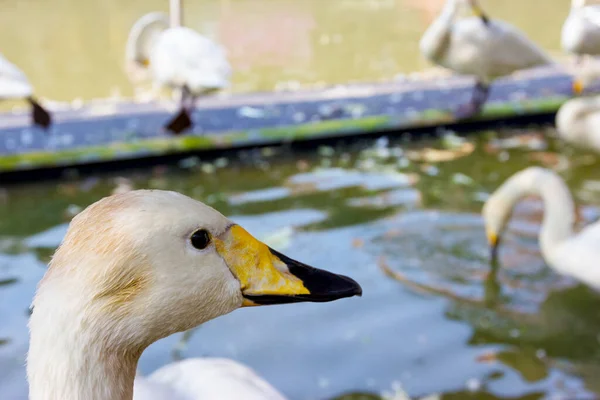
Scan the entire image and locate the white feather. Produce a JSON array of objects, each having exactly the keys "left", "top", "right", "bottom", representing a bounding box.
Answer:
[
  {"left": 0, "top": 53, "right": 33, "bottom": 99},
  {"left": 126, "top": 14, "right": 231, "bottom": 97},
  {"left": 562, "top": 2, "right": 600, "bottom": 56},
  {"left": 134, "top": 358, "right": 286, "bottom": 400},
  {"left": 150, "top": 27, "right": 231, "bottom": 94},
  {"left": 420, "top": 0, "right": 552, "bottom": 83}
]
